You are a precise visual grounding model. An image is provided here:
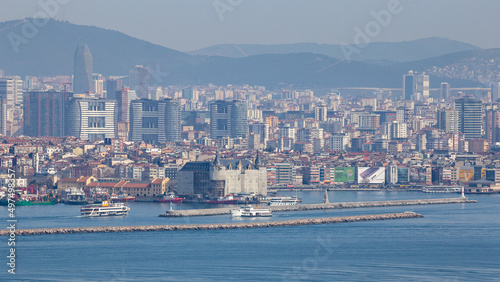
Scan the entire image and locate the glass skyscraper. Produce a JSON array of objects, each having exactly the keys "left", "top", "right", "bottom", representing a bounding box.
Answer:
[
  {"left": 210, "top": 100, "right": 248, "bottom": 140},
  {"left": 73, "top": 43, "right": 93, "bottom": 94},
  {"left": 403, "top": 71, "right": 415, "bottom": 100},
  {"left": 454, "top": 96, "right": 482, "bottom": 140}
]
